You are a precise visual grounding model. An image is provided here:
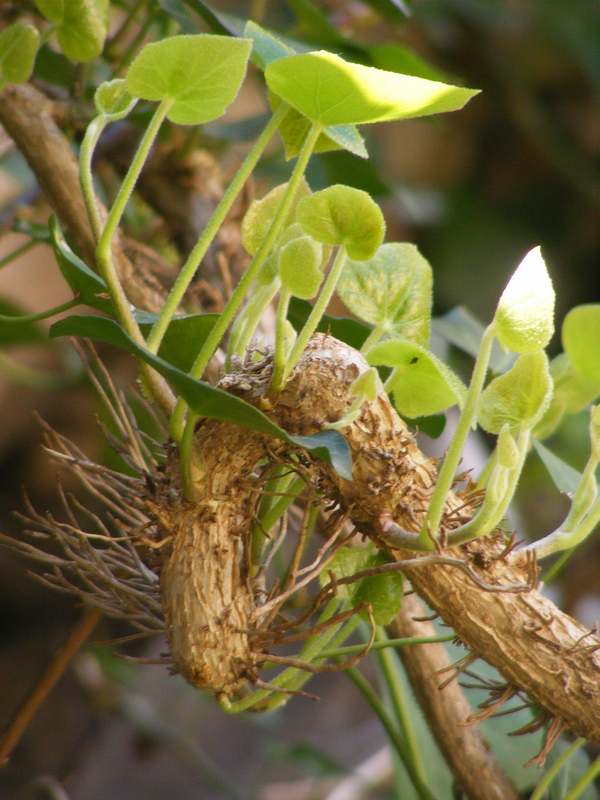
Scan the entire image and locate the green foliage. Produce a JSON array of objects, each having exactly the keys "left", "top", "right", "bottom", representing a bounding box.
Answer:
[
  {"left": 563, "top": 304, "right": 600, "bottom": 383},
  {"left": 433, "top": 306, "right": 515, "bottom": 374},
  {"left": 35, "top": 0, "right": 109, "bottom": 62},
  {"left": 94, "top": 79, "right": 137, "bottom": 119},
  {"left": 494, "top": 246, "right": 555, "bottom": 354},
  {"left": 297, "top": 184, "right": 385, "bottom": 260},
  {"left": 265, "top": 50, "right": 479, "bottom": 126},
  {"left": 321, "top": 545, "right": 403, "bottom": 625},
  {"left": 278, "top": 236, "right": 323, "bottom": 299},
  {"left": 125, "top": 34, "right": 252, "bottom": 125},
  {"left": 336, "top": 242, "right": 432, "bottom": 344},
  {"left": 136, "top": 311, "right": 218, "bottom": 373},
  {"left": 533, "top": 440, "right": 582, "bottom": 495},
  {"left": 0, "top": 23, "right": 40, "bottom": 88},
  {"left": 241, "top": 179, "right": 311, "bottom": 256},
  {"left": 368, "top": 338, "right": 466, "bottom": 417},
  {"left": 478, "top": 351, "right": 553, "bottom": 434}
]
